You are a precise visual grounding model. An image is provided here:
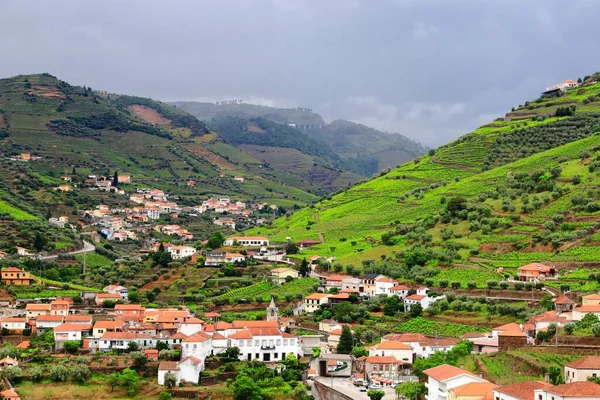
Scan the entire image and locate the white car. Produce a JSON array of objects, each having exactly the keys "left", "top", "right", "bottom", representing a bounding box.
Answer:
[
  {"left": 359, "top": 386, "right": 368, "bottom": 392},
  {"left": 369, "top": 383, "right": 382, "bottom": 389}
]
